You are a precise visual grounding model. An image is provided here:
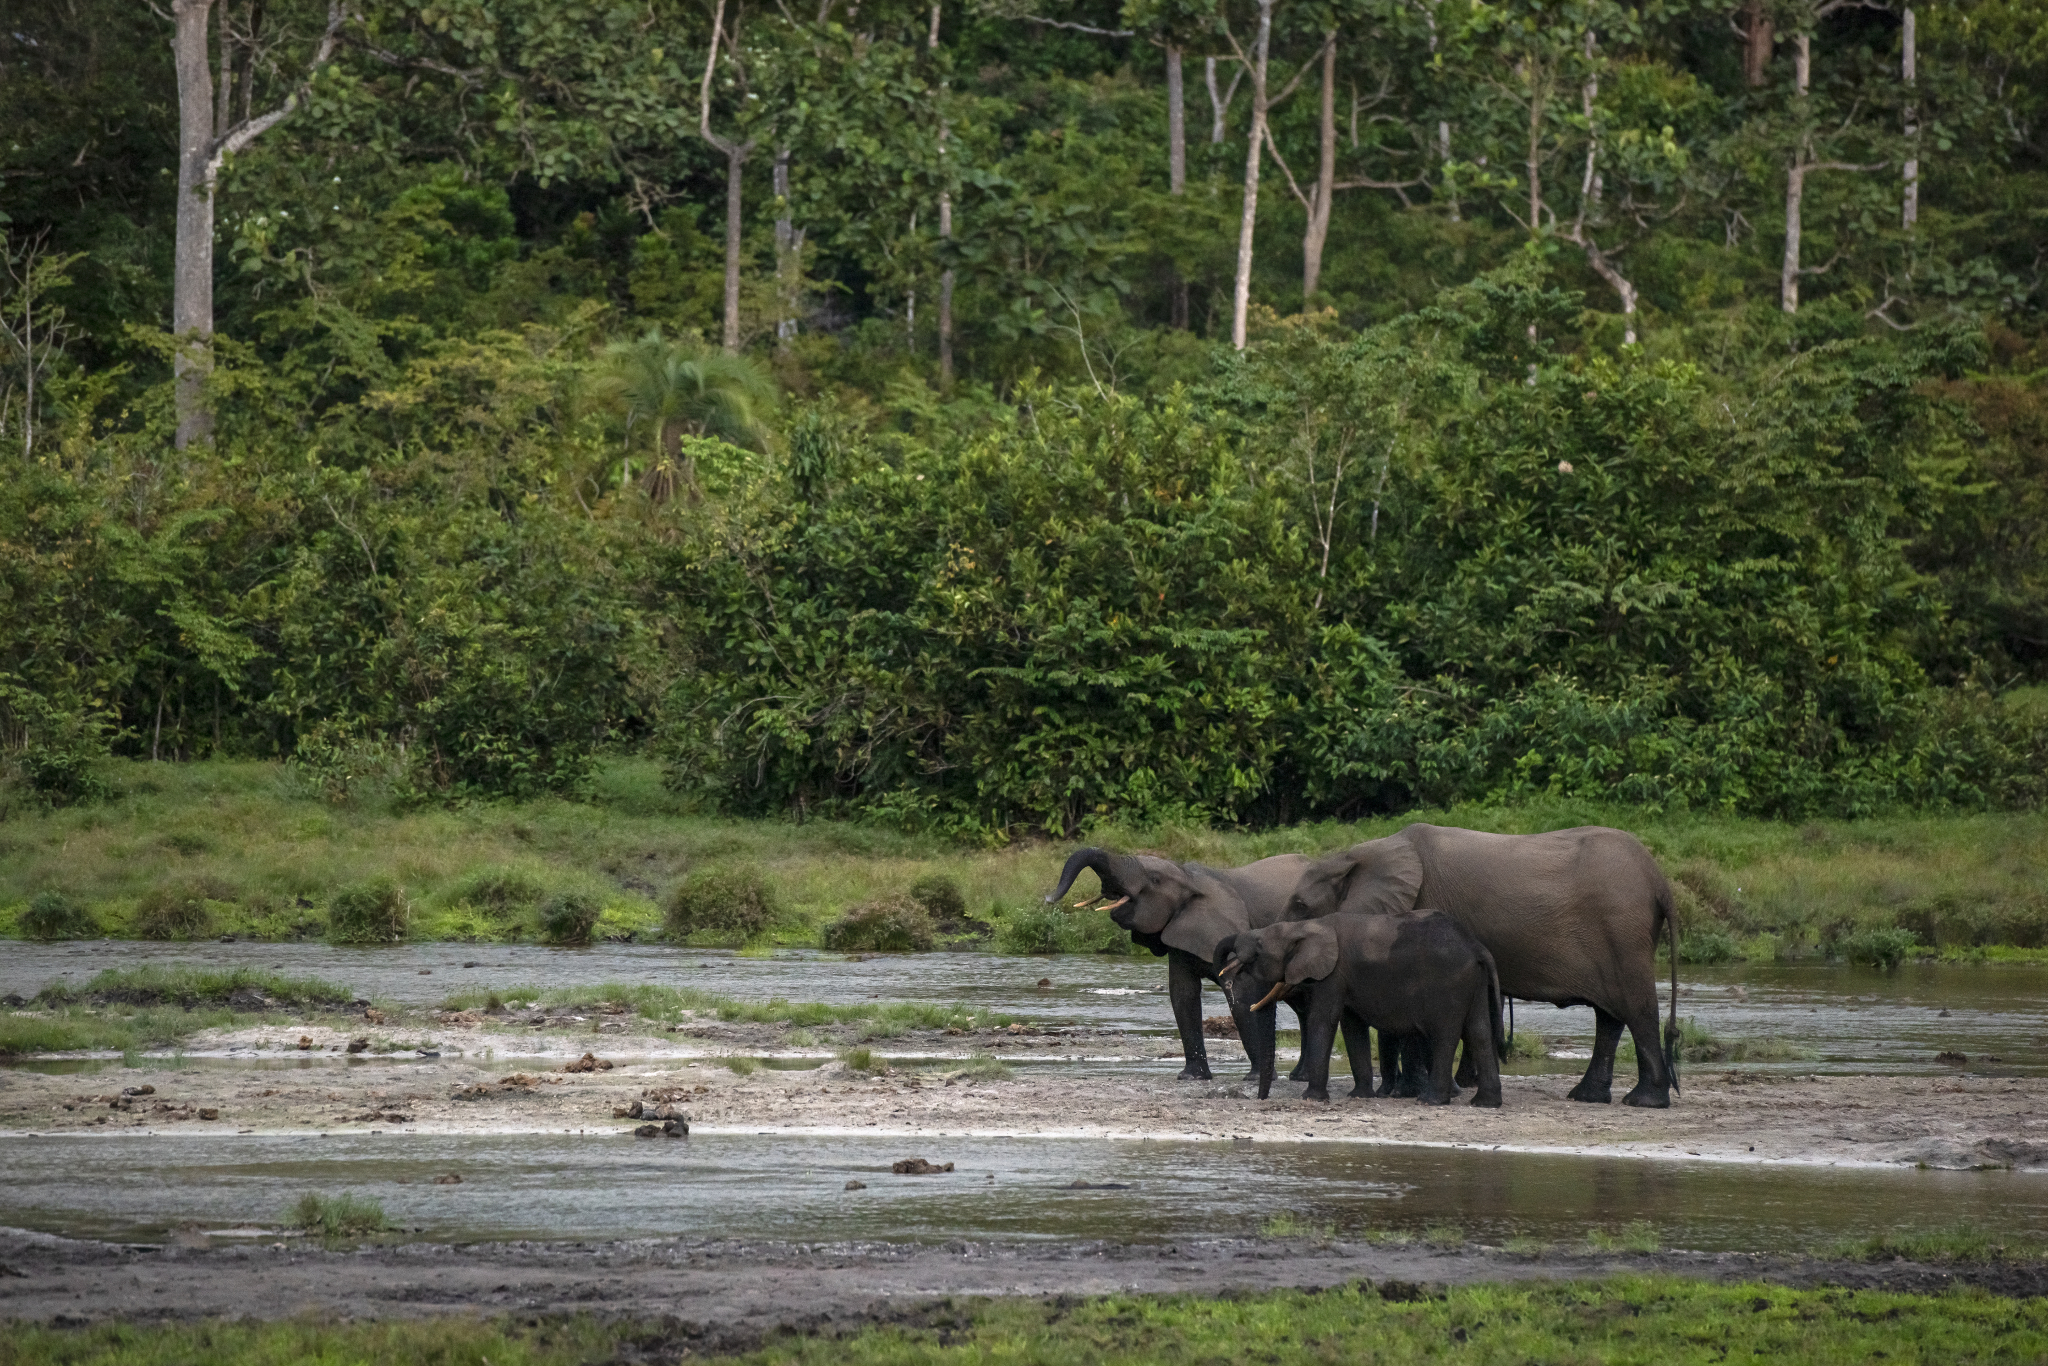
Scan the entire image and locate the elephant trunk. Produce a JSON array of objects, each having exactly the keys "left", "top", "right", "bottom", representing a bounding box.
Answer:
[{"left": 1044, "top": 847, "right": 1137, "bottom": 905}]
